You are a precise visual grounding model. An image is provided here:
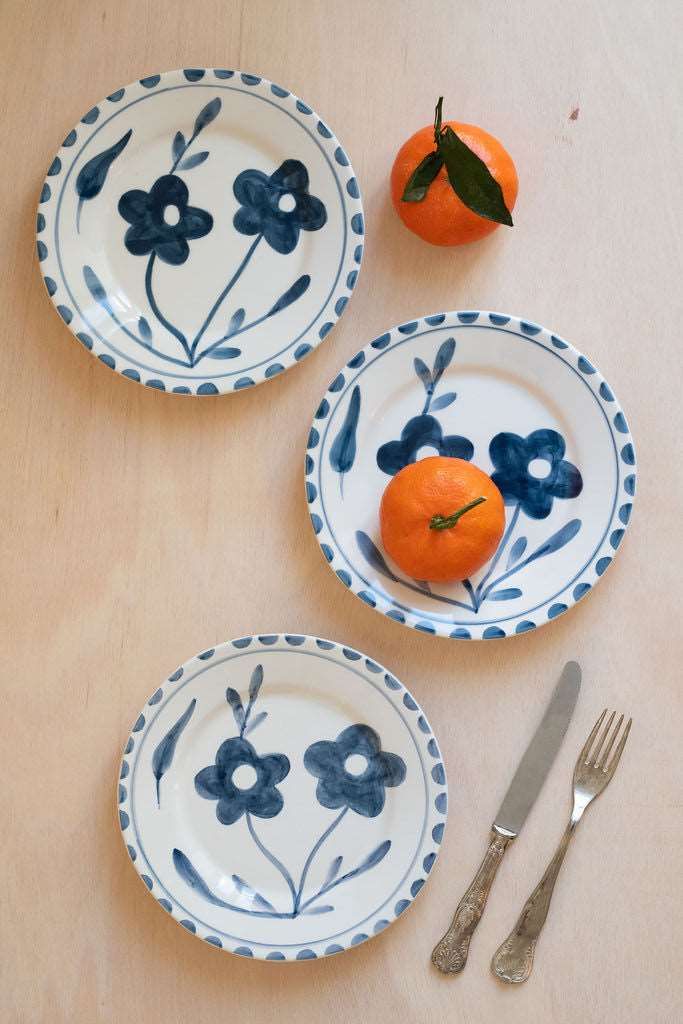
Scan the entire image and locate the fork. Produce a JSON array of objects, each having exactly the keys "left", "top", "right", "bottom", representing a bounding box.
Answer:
[{"left": 491, "top": 709, "right": 631, "bottom": 984}]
